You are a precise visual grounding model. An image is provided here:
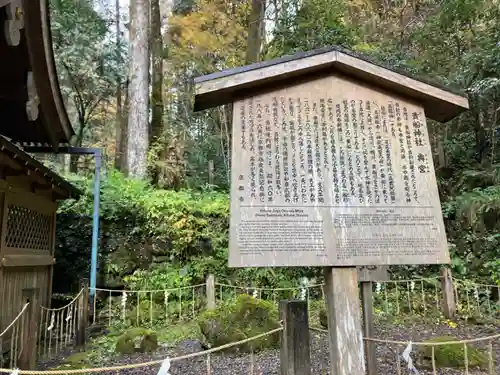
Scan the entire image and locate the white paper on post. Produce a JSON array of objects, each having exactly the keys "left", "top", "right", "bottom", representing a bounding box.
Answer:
[{"left": 402, "top": 341, "right": 420, "bottom": 374}]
